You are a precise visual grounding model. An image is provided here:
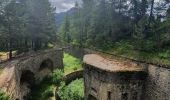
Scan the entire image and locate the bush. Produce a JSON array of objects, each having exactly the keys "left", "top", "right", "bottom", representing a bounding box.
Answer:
[
  {"left": 28, "top": 69, "right": 64, "bottom": 100},
  {"left": 49, "top": 69, "right": 64, "bottom": 86},
  {"left": 41, "top": 86, "right": 54, "bottom": 100},
  {"left": 58, "top": 79, "right": 84, "bottom": 100},
  {"left": 0, "top": 91, "right": 10, "bottom": 100}
]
